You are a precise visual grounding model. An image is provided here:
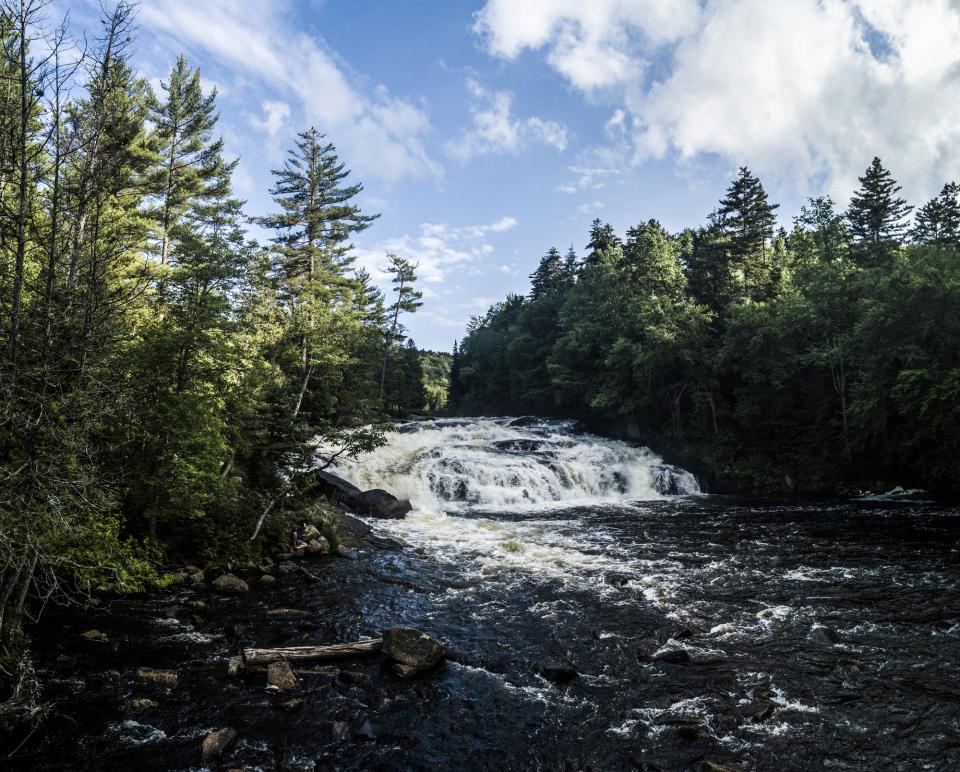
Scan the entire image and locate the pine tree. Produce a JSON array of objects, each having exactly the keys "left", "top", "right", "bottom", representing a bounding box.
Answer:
[
  {"left": 147, "top": 56, "right": 234, "bottom": 268},
  {"left": 529, "top": 247, "right": 565, "bottom": 299},
  {"left": 379, "top": 253, "right": 423, "bottom": 401},
  {"left": 718, "top": 167, "right": 779, "bottom": 256},
  {"left": 584, "top": 219, "right": 621, "bottom": 264},
  {"left": 911, "top": 182, "right": 960, "bottom": 247},
  {"left": 622, "top": 219, "right": 685, "bottom": 298},
  {"left": 257, "top": 128, "right": 378, "bottom": 420},
  {"left": 846, "top": 157, "right": 912, "bottom": 264}
]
